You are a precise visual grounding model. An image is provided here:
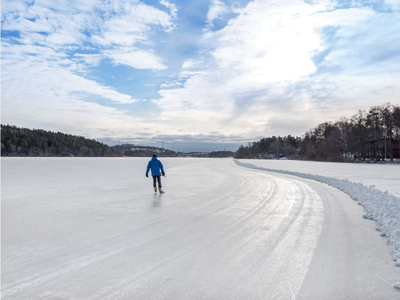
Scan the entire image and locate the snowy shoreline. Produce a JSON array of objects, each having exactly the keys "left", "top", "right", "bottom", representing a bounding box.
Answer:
[{"left": 235, "top": 160, "right": 400, "bottom": 270}]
